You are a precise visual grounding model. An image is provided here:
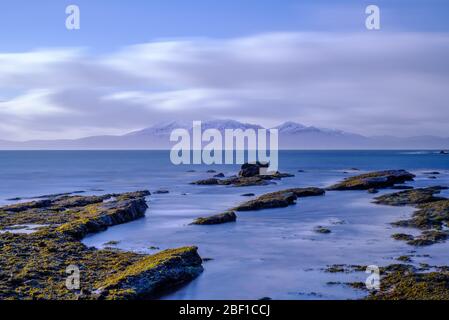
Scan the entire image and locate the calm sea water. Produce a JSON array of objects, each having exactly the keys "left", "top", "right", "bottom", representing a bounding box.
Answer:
[{"left": 1, "top": 150, "right": 449, "bottom": 299}]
